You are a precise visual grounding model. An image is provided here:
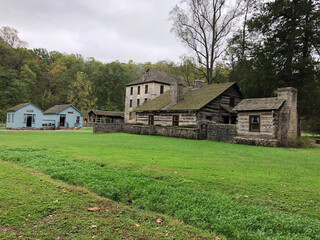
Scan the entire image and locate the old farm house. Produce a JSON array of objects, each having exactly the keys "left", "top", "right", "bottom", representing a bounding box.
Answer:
[
  {"left": 125, "top": 69, "right": 176, "bottom": 123},
  {"left": 43, "top": 104, "right": 83, "bottom": 128},
  {"left": 134, "top": 80, "right": 242, "bottom": 127},
  {"left": 6, "top": 103, "right": 43, "bottom": 129}
]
